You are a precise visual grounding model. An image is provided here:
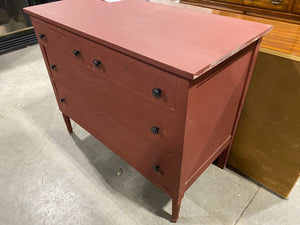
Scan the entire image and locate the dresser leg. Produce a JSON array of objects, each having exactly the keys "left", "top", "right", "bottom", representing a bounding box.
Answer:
[
  {"left": 217, "top": 146, "right": 230, "bottom": 169},
  {"left": 171, "top": 198, "right": 182, "bottom": 223},
  {"left": 62, "top": 113, "right": 73, "bottom": 133}
]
